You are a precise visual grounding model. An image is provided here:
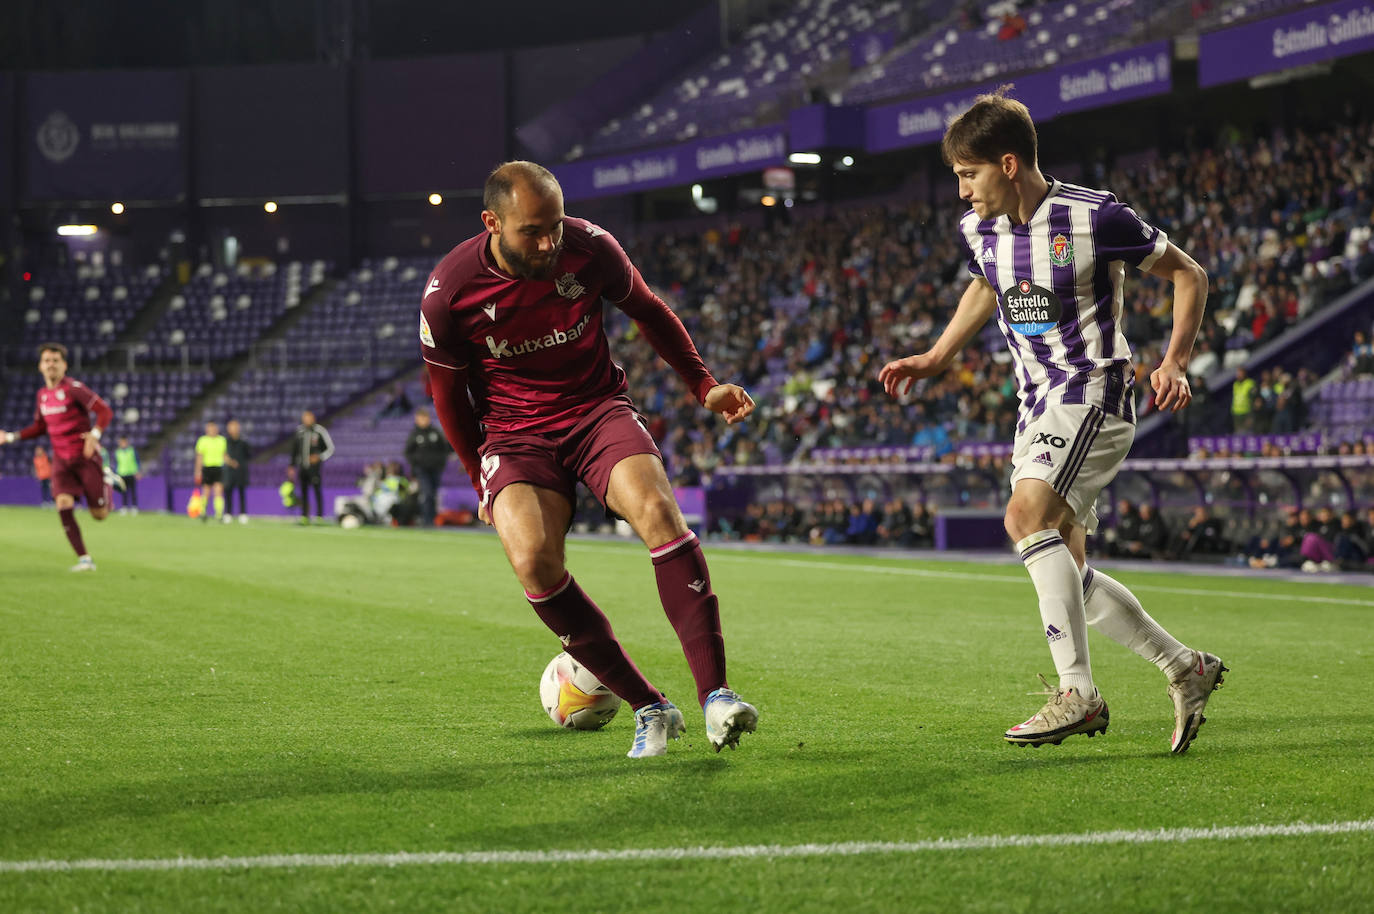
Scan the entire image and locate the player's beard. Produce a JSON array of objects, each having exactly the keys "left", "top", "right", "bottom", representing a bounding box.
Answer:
[{"left": 498, "top": 234, "right": 563, "bottom": 280}]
